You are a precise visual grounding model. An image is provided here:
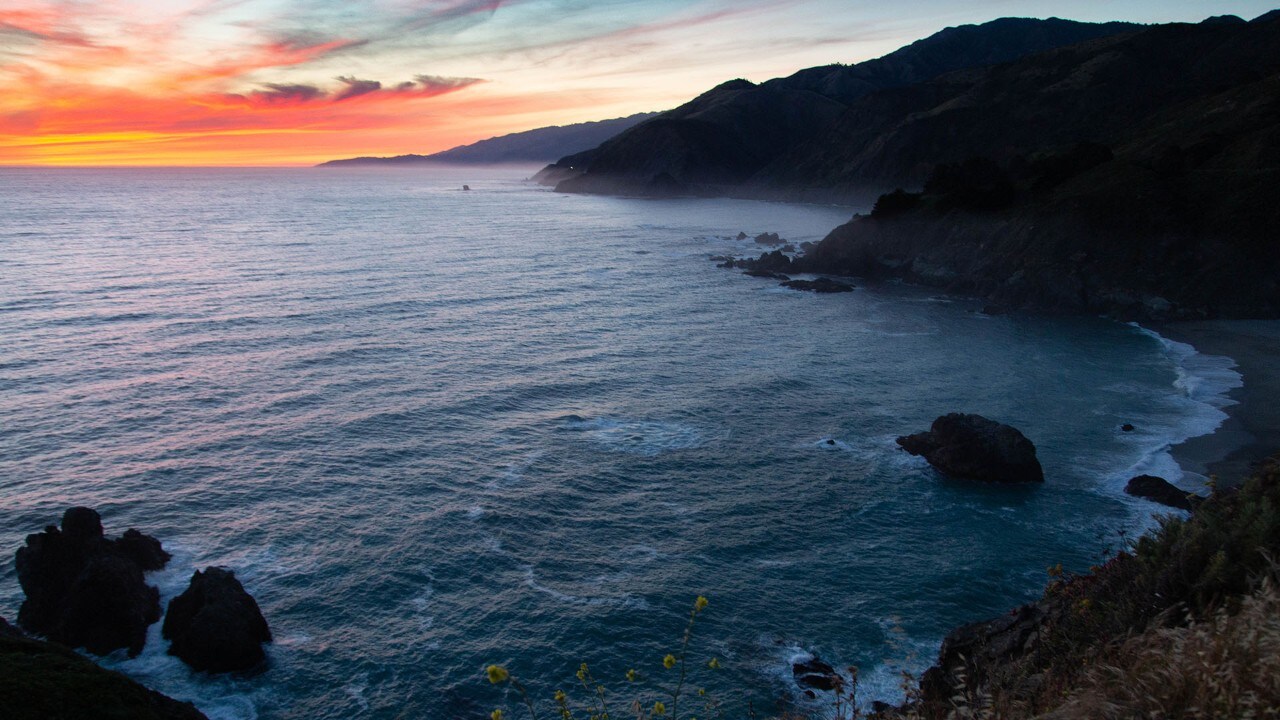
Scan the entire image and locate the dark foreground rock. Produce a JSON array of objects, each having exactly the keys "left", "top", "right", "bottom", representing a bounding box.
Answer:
[
  {"left": 0, "top": 616, "right": 207, "bottom": 720},
  {"left": 919, "top": 602, "right": 1051, "bottom": 706},
  {"left": 1125, "top": 474, "right": 1201, "bottom": 511},
  {"left": 781, "top": 277, "right": 854, "bottom": 293},
  {"left": 897, "top": 413, "right": 1044, "bottom": 483},
  {"left": 163, "top": 567, "right": 271, "bottom": 673},
  {"left": 15, "top": 507, "right": 168, "bottom": 656}
]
